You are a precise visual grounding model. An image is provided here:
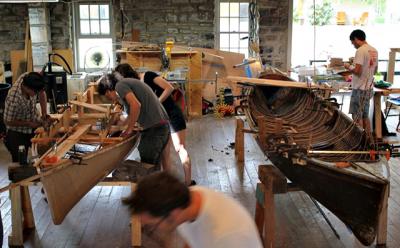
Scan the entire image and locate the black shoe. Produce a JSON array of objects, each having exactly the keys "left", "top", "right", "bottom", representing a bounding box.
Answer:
[{"left": 189, "top": 180, "right": 197, "bottom": 186}]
